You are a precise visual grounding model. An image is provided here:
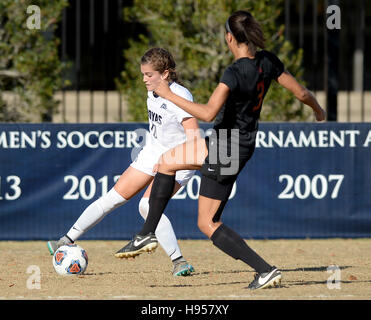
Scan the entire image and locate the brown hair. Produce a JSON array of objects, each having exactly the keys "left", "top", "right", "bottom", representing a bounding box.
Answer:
[
  {"left": 141, "top": 47, "right": 178, "bottom": 82},
  {"left": 226, "top": 10, "right": 265, "bottom": 51}
]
